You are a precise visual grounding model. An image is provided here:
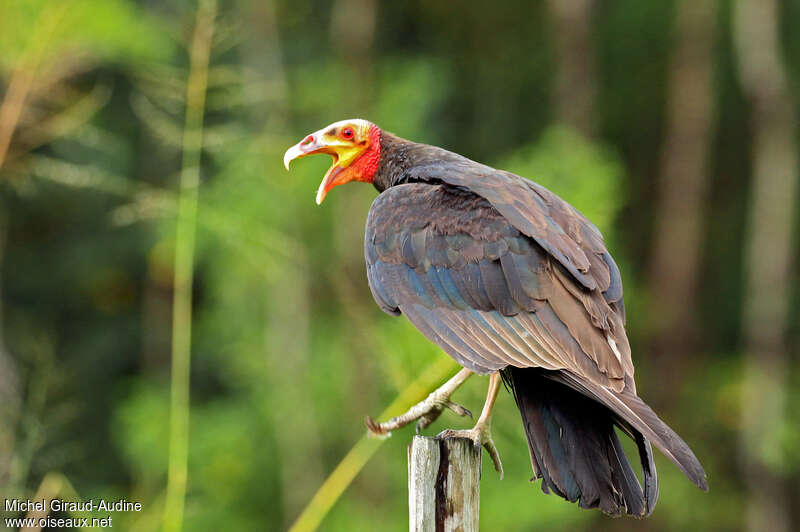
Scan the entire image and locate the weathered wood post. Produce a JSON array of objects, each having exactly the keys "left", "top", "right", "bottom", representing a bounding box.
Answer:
[{"left": 408, "top": 436, "right": 481, "bottom": 532}]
